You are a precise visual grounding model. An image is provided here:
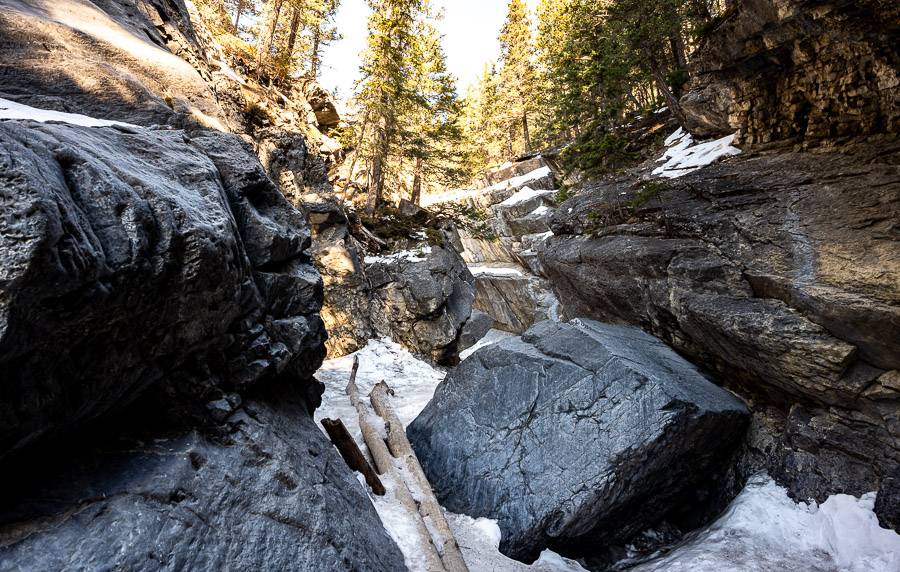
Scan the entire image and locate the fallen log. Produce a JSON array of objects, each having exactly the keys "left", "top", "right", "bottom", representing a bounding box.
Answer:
[
  {"left": 321, "top": 417, "right": 386, "bottom": 496},
  {"left": 346, "top": 357, "right": 446, "bottom": 572},
  {"left": 370, "top": 381, "right": 470, "bottom": 572}
]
